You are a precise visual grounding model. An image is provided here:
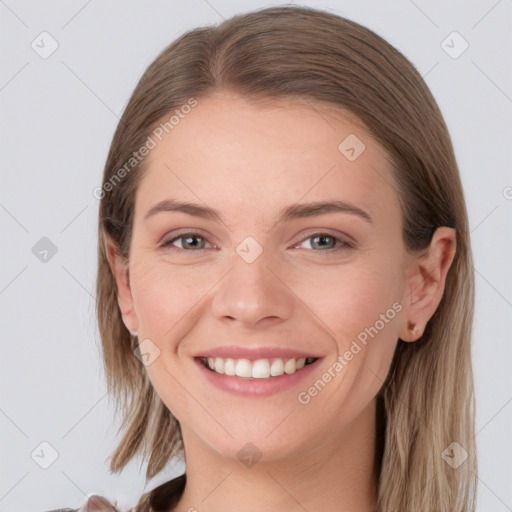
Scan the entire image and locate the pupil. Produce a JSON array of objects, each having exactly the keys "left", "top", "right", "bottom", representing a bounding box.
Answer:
[
  {"left": 185, "top": 236, "right": 202, "bottom": 249},
  {"left": 314, "top": 235, "right": 333, "bottom": 249}
]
